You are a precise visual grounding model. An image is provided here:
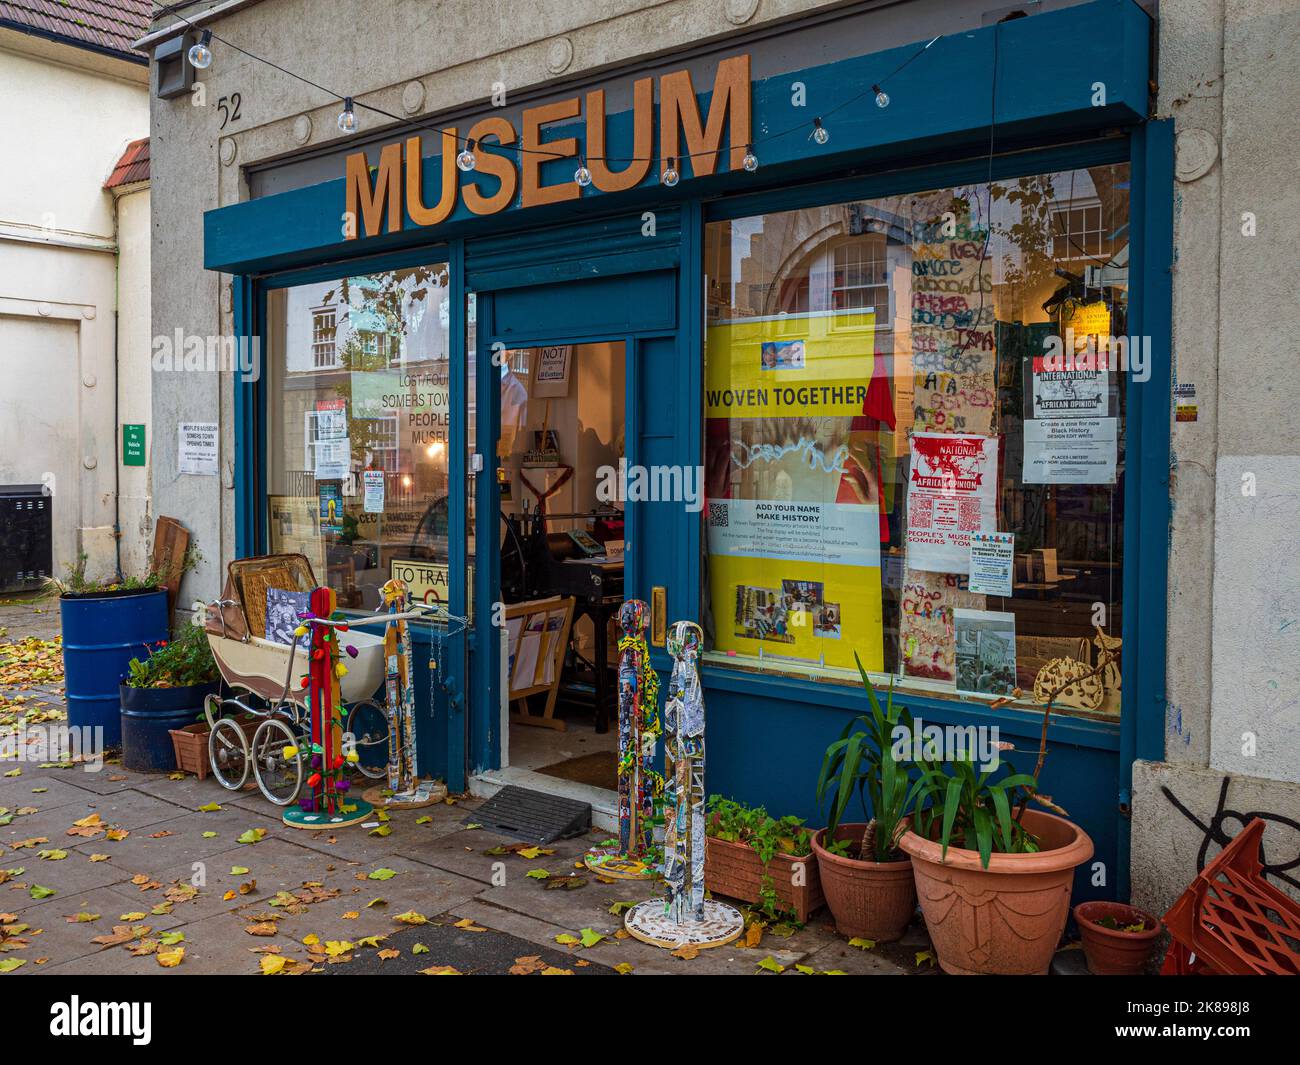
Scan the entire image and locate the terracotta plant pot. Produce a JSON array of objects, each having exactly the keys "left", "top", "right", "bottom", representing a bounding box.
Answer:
[
  {"left": 899, "top": 808, "right": 1093, "bottom": 975},
  {"left": 704, "top": 835, "right": 824, "bottom": 923},
  {"left": 810, "top": 824, "right": 916, "bottom": 942},
  {"left": 1074, "top": 900, "right": 1162, "bottom": 975}
]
